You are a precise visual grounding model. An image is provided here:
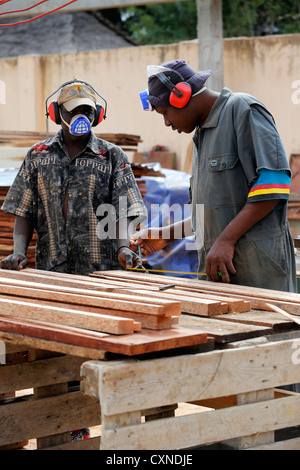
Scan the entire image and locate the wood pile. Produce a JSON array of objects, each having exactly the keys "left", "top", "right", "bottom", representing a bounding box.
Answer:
[
  {"left": 0, "top": 268, "right": 299, "bottom": 359},
  {"left": 93, "top": 269, "right": 300, "bottom": 342},
  {"left": 0, "top": 188, "right": 36, "bottom": 268},
  {"left": 0, "top": 268, "right": 208, "bottom": 357},
  {"left": 0, "top": 131, "right": 142, "bottom": 153},
  {"left": 98, "top": 269, "right": 300, "bottom": 317}
]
